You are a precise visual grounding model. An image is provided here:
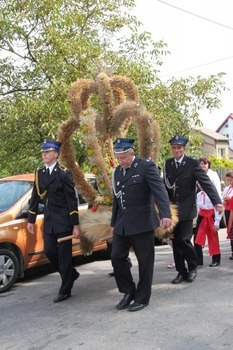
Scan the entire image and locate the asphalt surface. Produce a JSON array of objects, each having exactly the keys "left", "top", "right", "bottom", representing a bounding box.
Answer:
[{"left": 1, "top": 228, "right": 233, "bottom": 350}]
